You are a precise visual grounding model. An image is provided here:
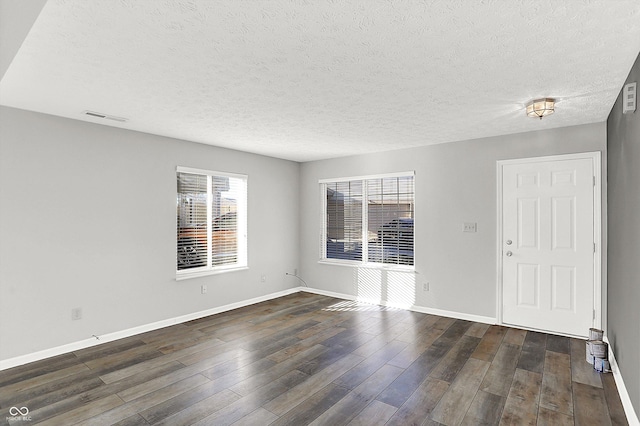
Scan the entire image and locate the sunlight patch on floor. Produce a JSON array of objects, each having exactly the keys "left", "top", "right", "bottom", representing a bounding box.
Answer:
[{"left": 322, "top": 299, "right": 400, "bottom": 312}]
